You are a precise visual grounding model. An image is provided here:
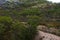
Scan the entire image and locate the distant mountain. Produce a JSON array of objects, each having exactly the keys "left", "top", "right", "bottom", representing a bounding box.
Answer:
[
  {"left": 6, "top": 0, "right": 19, "bottom": 2},
  {"left": 0, "top": 0, "right": 21, "bottom": 8},
  {"left": 0, "top": 0, "right": 19, "bottom": 4},
  {"left": 0, "top": 0, "right": 6, "bottom": 4}
]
